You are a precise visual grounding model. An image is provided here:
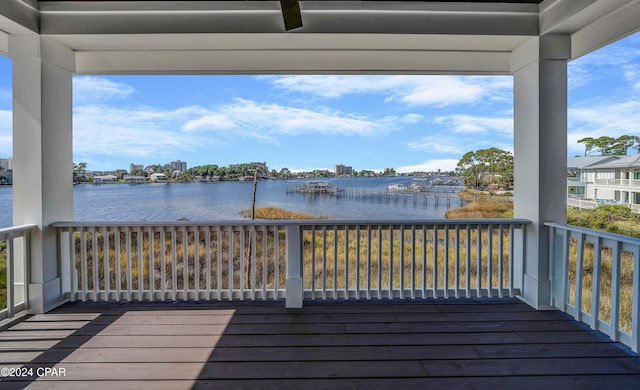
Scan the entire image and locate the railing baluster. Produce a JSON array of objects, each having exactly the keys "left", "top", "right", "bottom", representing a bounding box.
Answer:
[
  {"left": 322, "top": 225, "right": 327, "bottom": 300},
  {"left": 498, "top": 225, "right": 504, "bottom": 298},
  {"left": 465, "top": 225, "right": 471, "bottom": 298},
  {"left": 262, "top": 228, "right": 267, "bottom": 300},
  {"left": 509, "top": 224, "right": 515, "bottom": 297},
  {"left": 433, "top": 224, "right": 438, "bottom": 298},
  {"left": 389, "top": 224, "right": 394, "bottom": 299},
  {"left": 160, "top": 227, "right": 166, "bottom": 300},
  {"left": 356, "top": 225, "right": 361, "bottom": 299},
  {"left": 422, "top": 226, "right": 427, "bottom": 298},
  {"left": 194, "top": 226, "right": 200, "bottom": 300},
  {"left": 251, "top": 226, "right": 256, "bottom": 300},
  {"left": 274, "top": 224, "right": 279, "bottom": 298},
  {"left": 103, "top": 227, "right": 110, "bottom": 301},
  {"left": 591, "top": 237, "right": 602, "bottom": 330},
  {"left": 206, "top": 227, "right": 211, "bottom": 298},
  {"left": 228, "top": 226, "right": 233, "bottom": 300},
  {"left": 411, "top": 225, "right": 416, "bottom": 299},
  {"left": 611, "top": 241, "right": 621, "bottom": 341},
  {"left": 65, "top": 228, "right": 74, "bottom": 300},
  {"left": 574, "top": 233, "right": 585, "bottom": 321},
  {"left": 182, "top": 226, "right": 189, "bottom": 299},
  {"left": 476, "top": 224, "right": 482, "bottom": 298},
  {"left": 240, "top": 226, "right": 245, "bottom": 298},
  {"left": 487, "top": 225, "right": 493, "bottom": 297},
  {"left": 311, "top": 226, "right": 316, "bottom": 298},
  {"left": 400, "top": 224, "right": 404, "bottom": 299},
  {"left": 126, "top": 227, "right": 132, "bottom": 301},
  {"left": 217, "top": 227, "right": 222, "bottom": 299},
  {"left": 148, "top": 227, "right": 155, "bottom": 301},
  {"left": 345, "top": 225, "right": 349, "bottom": 300},
  {"left": 455, "top": 225, "right": 460, "bottom": 298},
  {"left": 444, "top": 225, "right": 449, "bottom": 299},
  {"left": 137, "top": 227, "right": 143, "bottom": 300},
  {"left": 378, "top": 225, "right": 382, "bottom": 299},
  {"left": 91, "top": 227, "right": 98, "bottom": 301},
  {"left": 171, "top": 227, "right": 177, "bottom": 300},
  {"left": 80, "top": 227, "right": 88, "bottom": 302},
  {"left": 367, "top": 225, "right": 372, "bottom": 300},
  {"left": 333, "top": 225, "right": 338, "bottom": 299},
  {"left": 6, "top": 233, "right": 14, "bottom": 317},
  {"left": 115, "top": 227, "right": 121, "bottom": 300}
]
